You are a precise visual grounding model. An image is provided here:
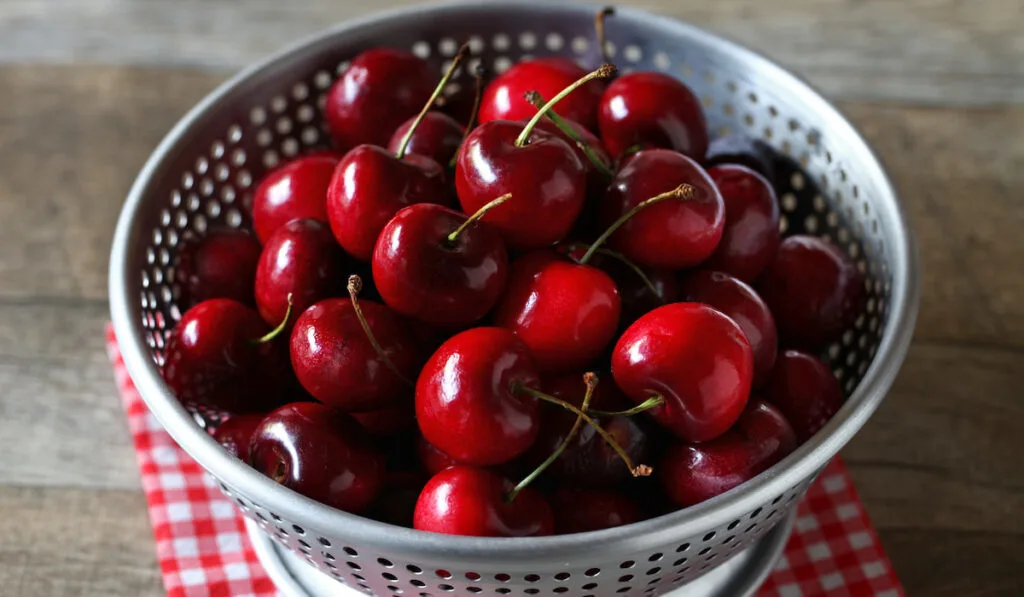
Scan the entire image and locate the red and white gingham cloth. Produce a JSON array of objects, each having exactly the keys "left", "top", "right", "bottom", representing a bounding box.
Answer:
[{"left": 106, "top": 325, "right": 904, "bottom": 597}]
